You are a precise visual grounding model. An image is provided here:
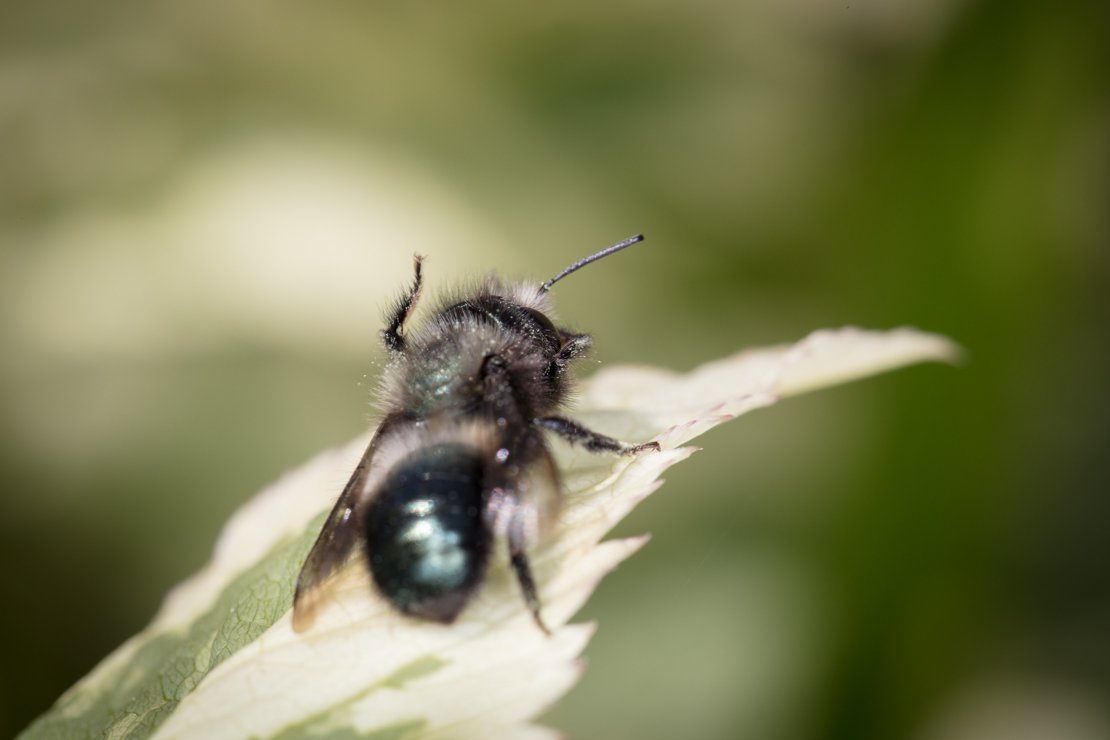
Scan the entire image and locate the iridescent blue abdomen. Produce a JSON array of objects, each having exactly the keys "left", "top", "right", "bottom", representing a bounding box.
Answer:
[{"left": 364, "top": 443, "right": 490, "bottom": 622}]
